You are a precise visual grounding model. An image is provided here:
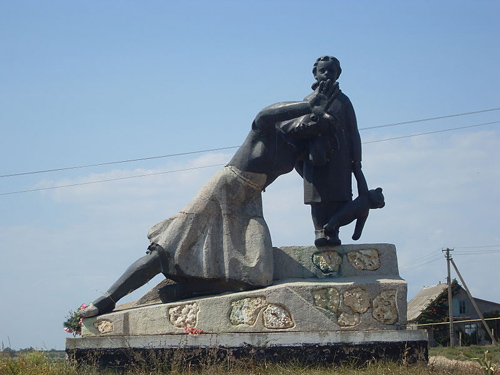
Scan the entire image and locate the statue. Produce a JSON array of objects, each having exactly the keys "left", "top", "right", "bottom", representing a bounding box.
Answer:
[
  {"left": 78, "top": 77, "right": 339, "bottom": 318},
  {"left": 289, "top": 56, "right": 366, "bottom": 247},
  {"left": 69, "top": 59, "right": 417, "bottom": 366}
]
